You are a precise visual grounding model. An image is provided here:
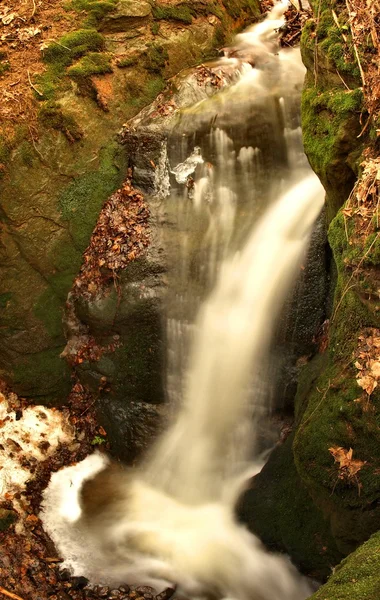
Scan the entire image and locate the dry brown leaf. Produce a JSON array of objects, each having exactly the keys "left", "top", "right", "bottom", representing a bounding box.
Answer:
[{"left": 357, "top": 375, "right": 378, "bottom": 394}]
